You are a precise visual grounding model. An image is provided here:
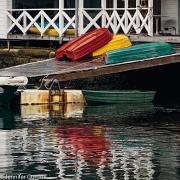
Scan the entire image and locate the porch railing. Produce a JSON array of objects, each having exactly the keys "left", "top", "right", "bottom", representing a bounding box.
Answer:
[{"left": 7, "top": 6, "right": 153, "bottom": 38}]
